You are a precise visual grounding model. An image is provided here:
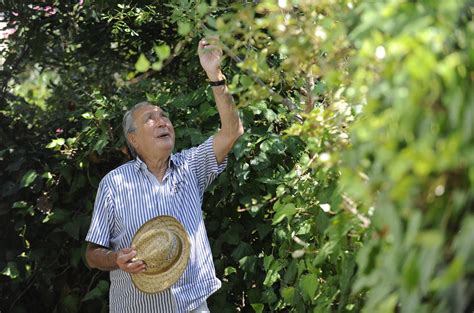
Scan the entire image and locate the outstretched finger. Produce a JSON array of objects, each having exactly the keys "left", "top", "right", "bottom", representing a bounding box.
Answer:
[
  {"left": 204, "top": 35, "right": 219, "bottom": 44},
  {"left": 198, "top": 39, "right": 208, "bottom": 49},
  {"left": 199, "top": 44, "right": 222, "bottom": 54},
  {"left": 199, "top": 38, "right": 220, "bottom": 49}
]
